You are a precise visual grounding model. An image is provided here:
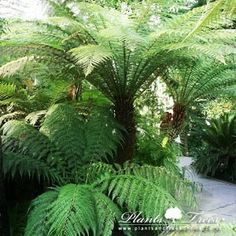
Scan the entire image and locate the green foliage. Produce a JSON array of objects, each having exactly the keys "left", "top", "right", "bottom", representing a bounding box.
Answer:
[
  {"left": 135, "top": 116, "right": 181, "bottom": 171},
  {"left": 1, "top": 1, "right": 235, "bottom": 104},
  {"left": 1, "top": 2, "right": 233, "bottom": 235},
  {"left": 88, "top": 162, "right": 196, "bottom": 210},
  {"left": 1, "top": 103, "right": 123, "bottom": 183},
  {"left": 164, "top": 61, "right": 236, "bottom": 106},
  {"left": 25, "top": 184, "right": 121, "bottom": 236},
  {"left": 194, "top": 114, "right": 236, "bottom": 181},
  {"left": 25, "top": 162, "right": 196, "bottom": 236},
  {"left": 203, "top": 98, "right": 235, "bottom": 119},
  {"left": 0, "top": 83, "right": 16, "bottom": 100},
  {"left": 159, "top": 59, "right": 236, "bottom": 138},
  {"left": 184, "top": 0, "right": 236, "bottom": 41},
  {"left": 0, "top": 56, "right": 35, "bottom": 78}
]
